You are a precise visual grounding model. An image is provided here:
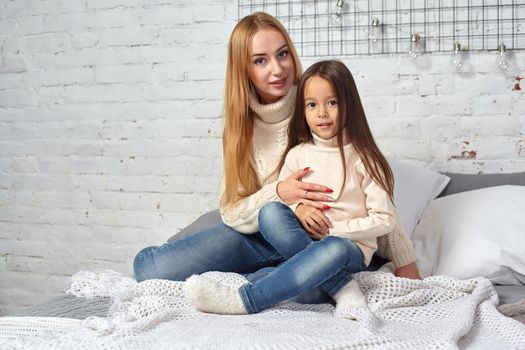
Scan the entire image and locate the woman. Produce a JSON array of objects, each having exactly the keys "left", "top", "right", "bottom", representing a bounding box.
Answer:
[{"left": 133, "top": 12, "right": 420, "bottom": 290}]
